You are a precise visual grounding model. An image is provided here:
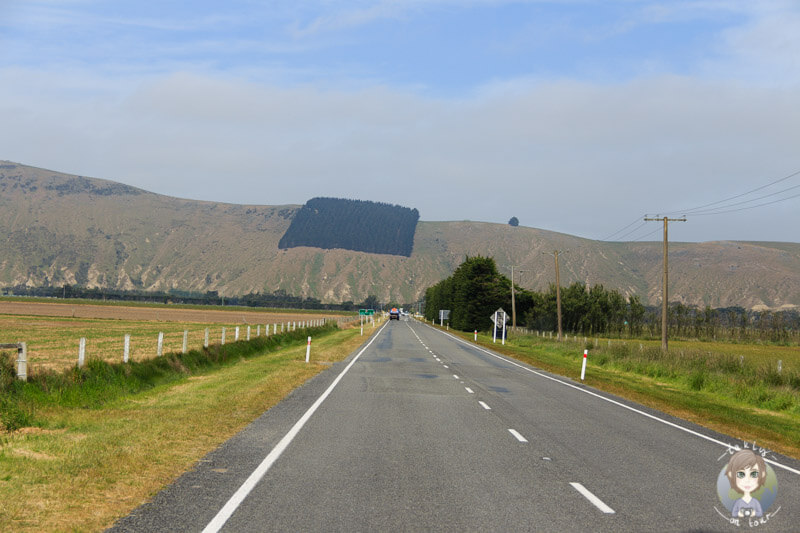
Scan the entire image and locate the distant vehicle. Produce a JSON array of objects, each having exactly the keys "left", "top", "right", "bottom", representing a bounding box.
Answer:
[{"left": 389, "top": 308, "right": 400, "bottom": 320}]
